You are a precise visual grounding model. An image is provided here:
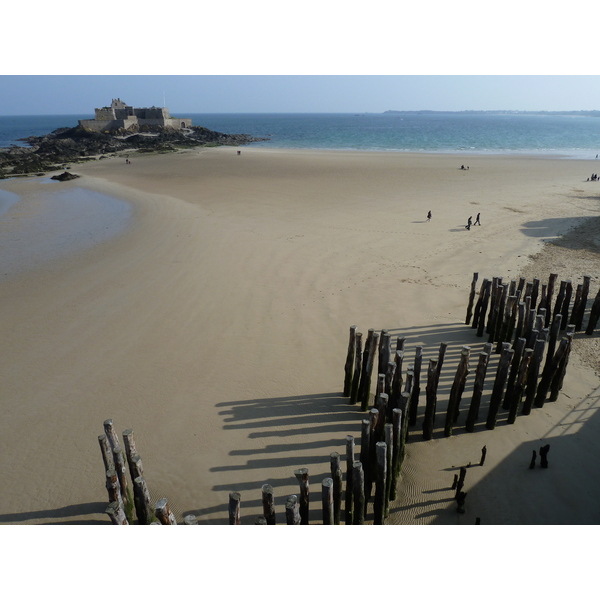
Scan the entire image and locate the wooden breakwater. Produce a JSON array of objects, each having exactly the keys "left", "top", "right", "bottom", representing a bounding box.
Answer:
[{"left": 99, "top": 271, "right": 596, "bottom": 525}]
